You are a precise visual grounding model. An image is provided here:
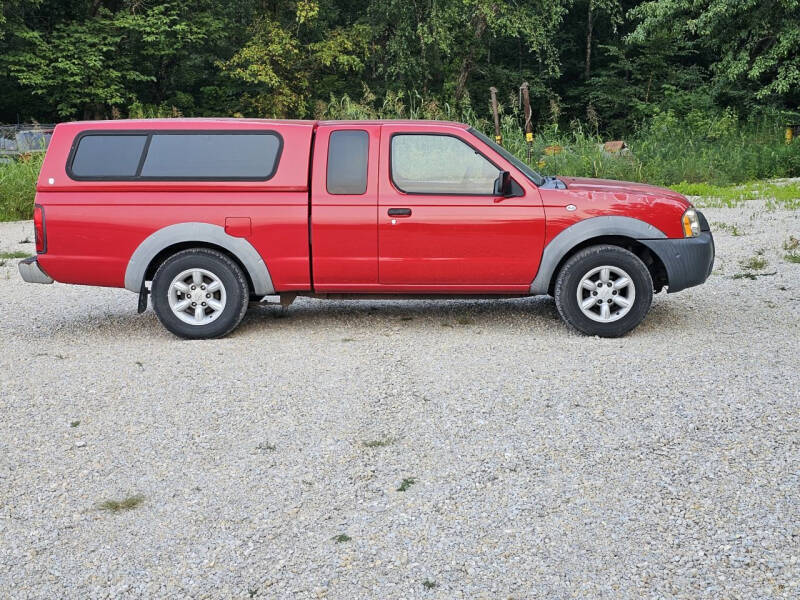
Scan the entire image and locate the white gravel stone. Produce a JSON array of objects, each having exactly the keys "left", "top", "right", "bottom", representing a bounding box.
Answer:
[{"left": 0, "top": 199, "right": 798, "bottom": 599}]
